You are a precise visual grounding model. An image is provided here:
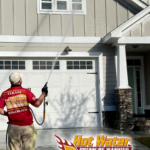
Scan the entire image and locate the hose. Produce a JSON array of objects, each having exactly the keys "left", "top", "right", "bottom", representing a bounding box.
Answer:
[{"left": 29, "top": 98, "right": 46, "bottom": 125}]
